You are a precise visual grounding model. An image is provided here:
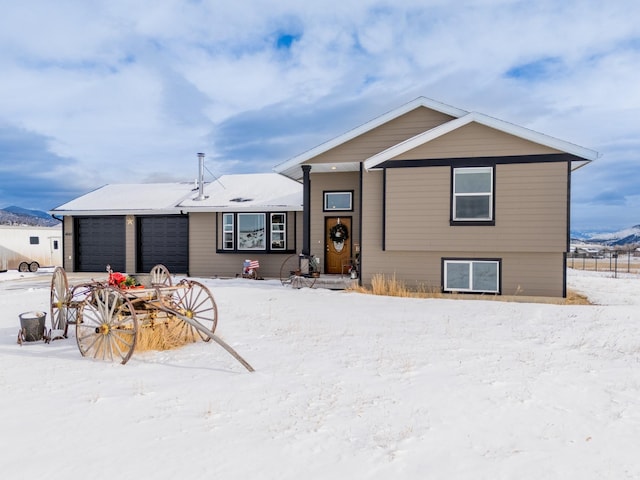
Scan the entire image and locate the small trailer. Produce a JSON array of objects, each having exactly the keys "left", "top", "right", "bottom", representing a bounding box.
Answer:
[{"left": 49, "top": 265, "right": 253, "bottom": 371}]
